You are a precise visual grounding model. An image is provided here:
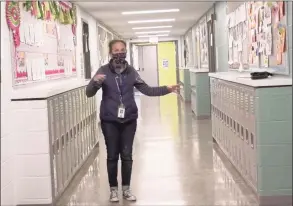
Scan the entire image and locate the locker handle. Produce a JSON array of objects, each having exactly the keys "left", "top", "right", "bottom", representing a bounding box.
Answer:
[
  {"left": 66, "top": 133, "right": 70, "bottom": 143},
  {"left": 251, "top": 133, "right": 254, "bottom": 149},
  {"left": 70, "top": 129, "right": 73, "bottom": 139},
  {"left": 61, "top": 135, "right": 65, "bottom": 148},
  {"left": 245, "top": 129, "right": 249, "bottom": 144},
  {"left": 56, "top": 139, "right": 60, "bottom": 151}
]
